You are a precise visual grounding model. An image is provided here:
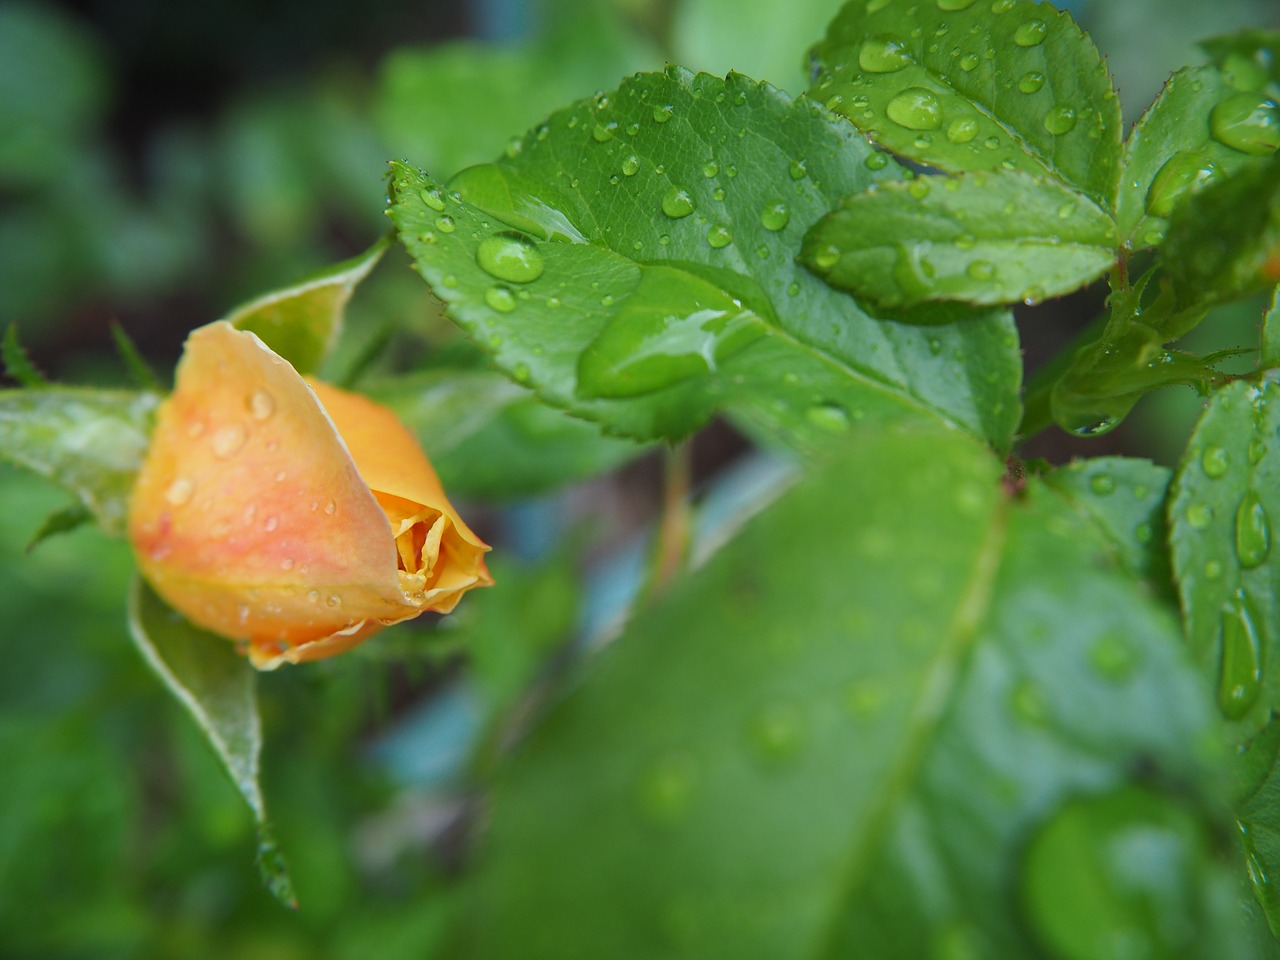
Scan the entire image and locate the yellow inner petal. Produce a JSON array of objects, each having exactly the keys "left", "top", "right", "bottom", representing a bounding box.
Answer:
[{"left": 376, "top": 493, "right": 446, "bottom": 601}]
